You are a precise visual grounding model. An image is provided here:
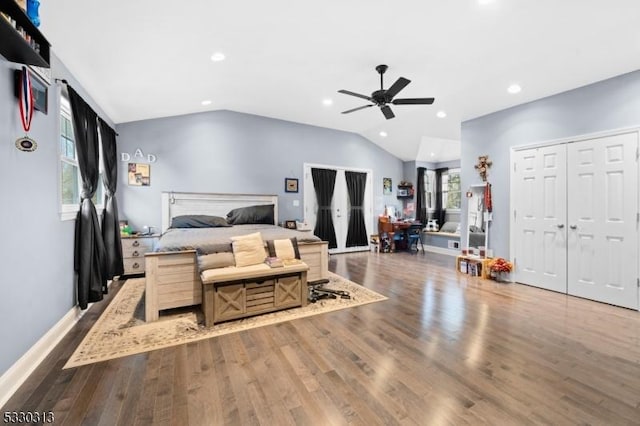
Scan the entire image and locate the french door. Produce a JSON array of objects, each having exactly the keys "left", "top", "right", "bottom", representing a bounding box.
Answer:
[
  {"left": 303, "top": 164, "right": 373, "bottom": 254},
  {"left": 512, "top": 131, "right": 639, "bottom": 309}
]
